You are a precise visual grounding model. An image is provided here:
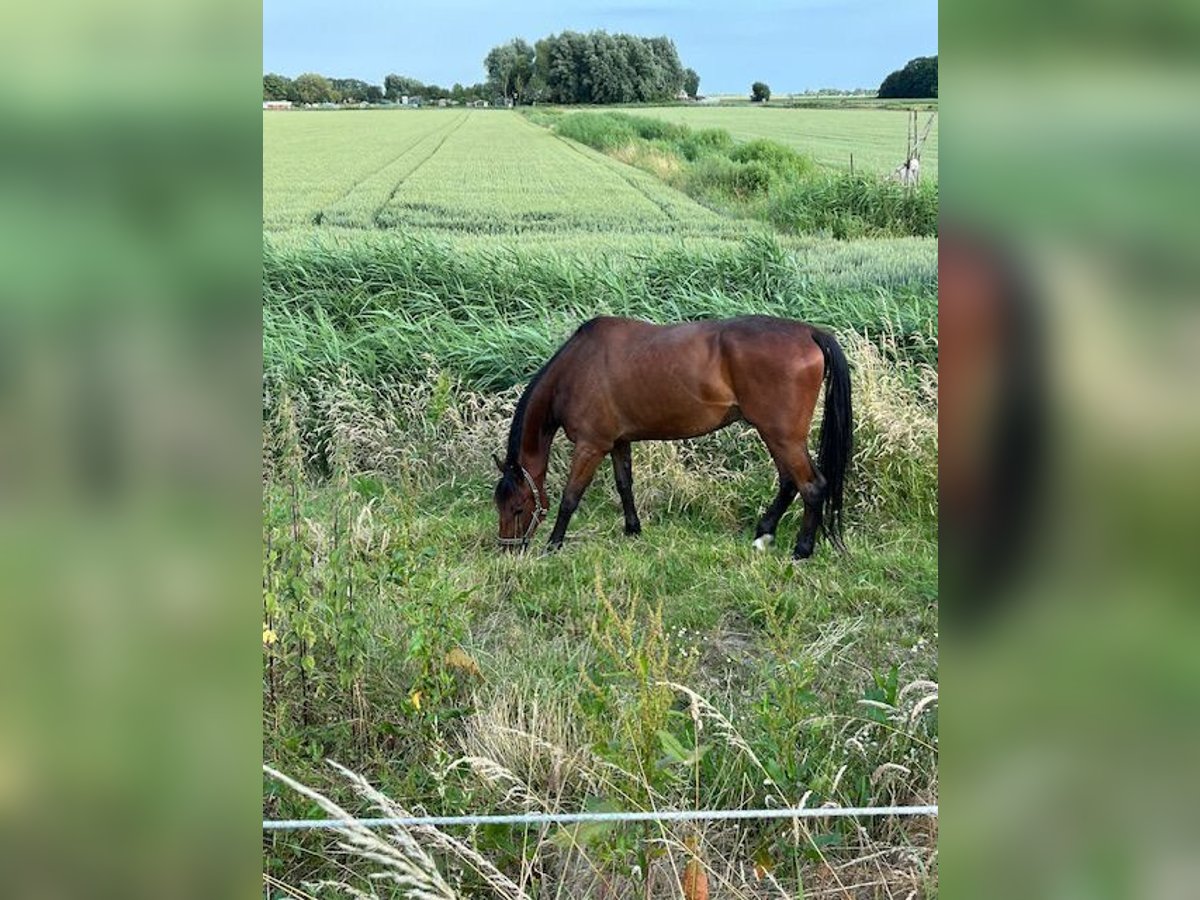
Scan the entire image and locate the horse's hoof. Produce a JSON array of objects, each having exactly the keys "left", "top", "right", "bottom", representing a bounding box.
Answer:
[
  {"left": 753, "top": 534, "right": 774, "bottom": 551},
  {"left": 624, "top": 523, "right": 642, "bottom": 536}
]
